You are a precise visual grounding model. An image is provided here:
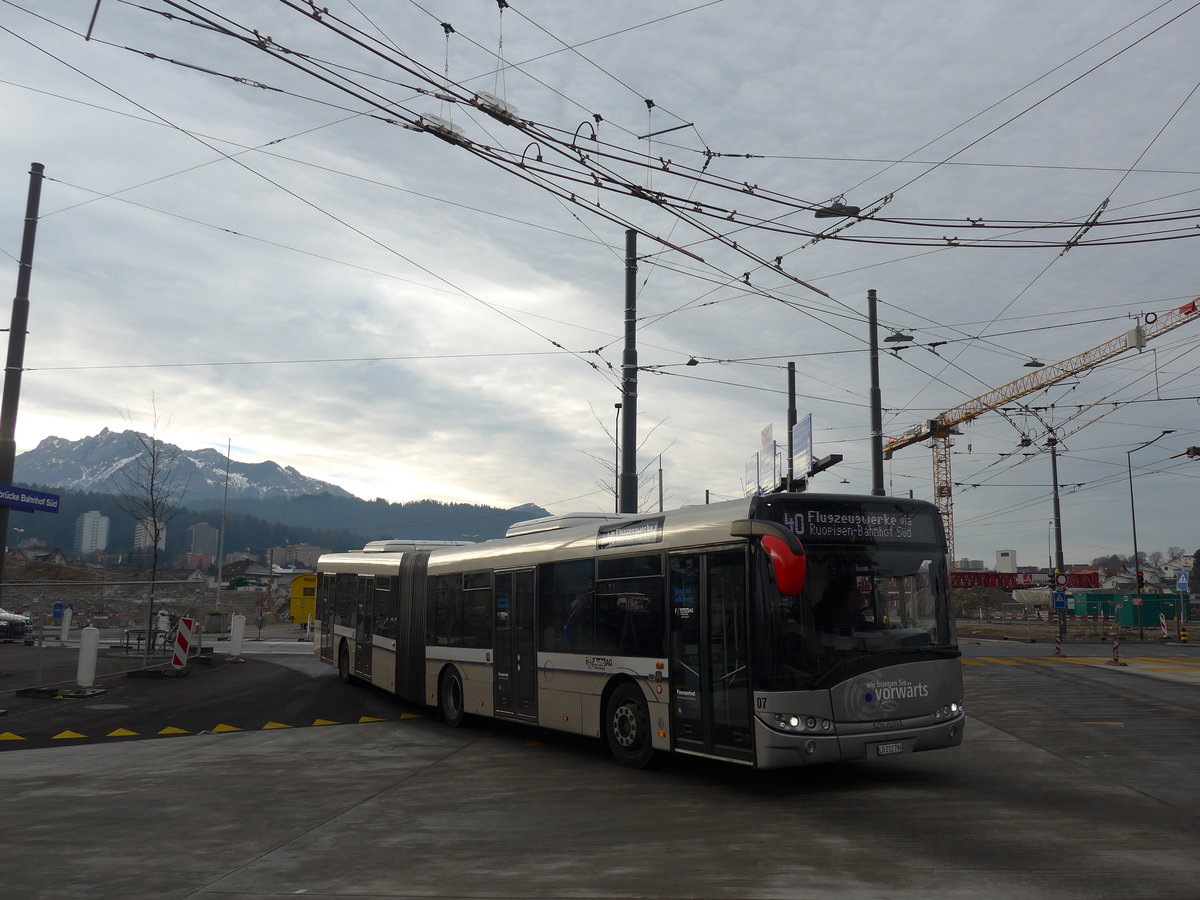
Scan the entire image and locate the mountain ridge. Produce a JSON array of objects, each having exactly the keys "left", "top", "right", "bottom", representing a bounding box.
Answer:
[
  {"left": 17, "top": 428, "right": 359, "bottom": 506},
  {"left": 12, "top": 430, "right": 547, "bottom": 554}
]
